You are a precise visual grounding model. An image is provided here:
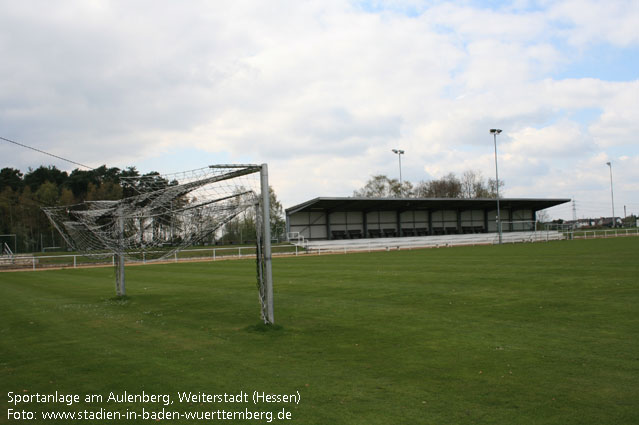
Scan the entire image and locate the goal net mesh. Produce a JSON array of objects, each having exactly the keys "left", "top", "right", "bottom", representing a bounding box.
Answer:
[{"left": 43, "top": 164, "right": 272, "bottom": 321}]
